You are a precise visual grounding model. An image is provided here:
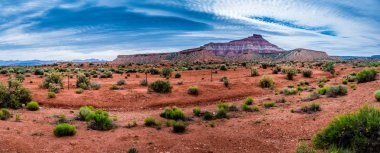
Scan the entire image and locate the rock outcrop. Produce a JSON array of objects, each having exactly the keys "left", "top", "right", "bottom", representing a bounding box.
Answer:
[{"left": 113, "top": 34, "right": 331, "bottom": 64}]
